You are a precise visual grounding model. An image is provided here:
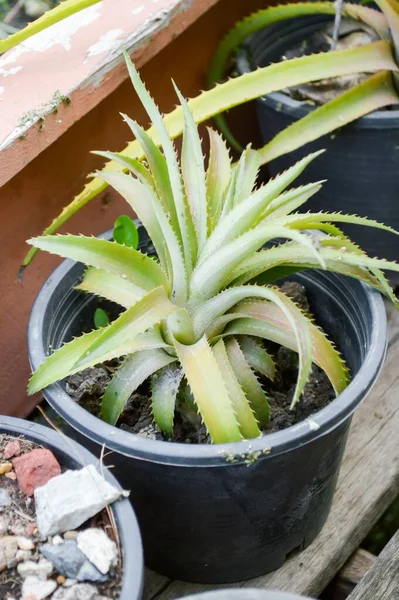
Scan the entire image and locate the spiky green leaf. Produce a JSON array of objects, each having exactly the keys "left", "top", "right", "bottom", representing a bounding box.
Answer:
[
  {"left": 151, "top": 363, "right": 183, "bottom": 436},
  {"left": 263, "top": 182, "right": 324, "bottom": 219},
  {"left": 76, "top": 268, "right": 145, "bottom": 308},
  {"left": 119, "top": 115, "right": 182, "bottom": 246},
  {"left": 73, "top": 287, "right": 177, "bottom": 370},
  {"left": 28, "top": 328, "right": 168, "bottom": 395},
  {"left": 101, "top": 349, "right": 176, "bottom": 425},
  {"left": 92, "top": 151, "right": 155, "bottom": 189},
  {"left": 239, "top": 336, "right": 276, "bottom": 381},
  {"left": 375, "top": 0, "right": 399, "bottom": 62},
  {"left": 229, "top": 242, "right": 397, "bottom": 303},
  {"left": 199, "top": 151, "right": 324, "bottom": 263},
  {"left": 94, "top": 170, "right": 187, "bottom": 302},
  {"left": 229, "top": 147, "right": 260, "bottom": 209},
  {"left": 123, "top": 51, "right": 194, "bottom": 273},
  {"left": 174, "top": 335, "right": 242, "bottom": 443},
  {"left": 28, "top": 235, "right": 168, "bottom": 292},
  {"left": 259, "top": 71, "right": 399, "bottom": 164},
  {"left": 173, "top": 83, "right": 208, "bottom": 253},
  {"left": 206, "top": 128, "right": 232, "bottom": 232},
  {"left": 225, "top": 299, "right": 349, "bottom": 399},
  {"left": 225, "top": 338, "right": 270, "bottom": 426},
  {"left": 193, "top": 285, "right": 312, "bottom": 406},
  {"left": 190, "top": 226, "right": 324, "bottom": 303},
  {"left": 213, "top": 339, "right": 261, "bottom": 439}
]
